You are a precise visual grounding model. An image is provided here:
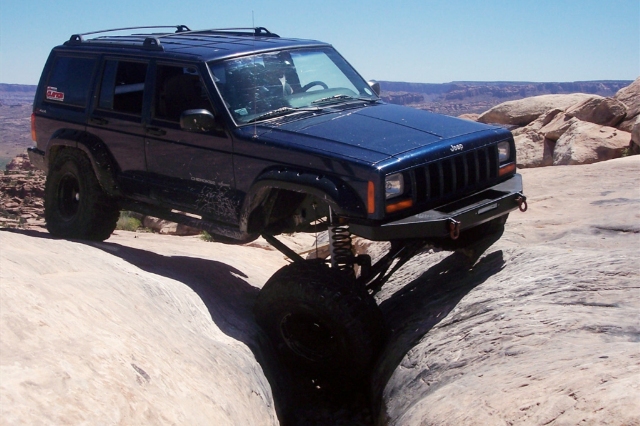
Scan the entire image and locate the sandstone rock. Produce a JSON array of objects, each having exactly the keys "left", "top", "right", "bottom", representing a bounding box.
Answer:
[
  {"left": 511, "top": 108, "right": 564, "bottom": 137},
  {"left": 142, "top": 216, "right": 201, "bottom": 236},
  {"left": 514, "top": 131, "right": 554, "bottom": 168},
  {"left": 630, "top": 116, "right": 640, "bottom": 155},
  {"left": 538, "top": 112, "right": 580, "bottom": 141},
  {"left": 614, "top": 77, "right": 640, "bottom": 120},
  {"left": 553, "top": 121, "right": 632, "bottom": 165},
  {"left": 5, "top": 153, "right": 37, "bottom": 171},
  {"left": 0, "top": 231, "right": 283, "bottom": 425},
  {"left": 565, "top": 96, "right": 627, "bottom": 127},
  {"left": 477, "top": 93, "right": 595, "bottom": 126},
  {"left": 457, "top": 113, "right": 479, "bottom": 121},
  {"left": 374, "top": 156, "right": 640, "bottom": 425}
]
